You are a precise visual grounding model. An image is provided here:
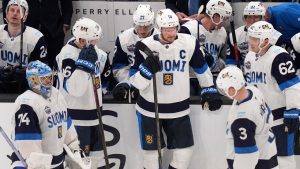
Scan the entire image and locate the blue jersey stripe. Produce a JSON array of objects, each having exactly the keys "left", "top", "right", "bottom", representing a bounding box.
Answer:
[
  {"left": 137, "top": 112, "right": 143, "bottom": 148},
  {"left": 15, "top": 133, "right": 42, "bottom": 140},
  {"left": 192, "top": 64, "right": 208, "bottom": 74},
  {"left": 226, "top": 59, "right": 236, "bottom": 65},
  {"left": 287, "top": 133, "right": 295, "bottom": 156},
  {"left": 129, "top": 69, "right": 138, "bottom": 77},
  {"left": 235, "top": 145, "right": 258, "bottom": 154},
  {"left": 279, "top": 76, "right": 300, "bottom": 91},
  {"left": 67, "top": 116, "right": 72, "bottom": 129},
  {"left": 112, "top": 63, "right": 127, "bottom": 70}
]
